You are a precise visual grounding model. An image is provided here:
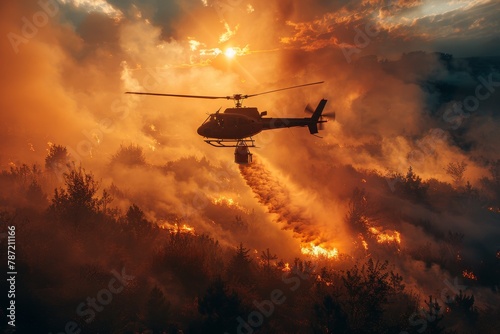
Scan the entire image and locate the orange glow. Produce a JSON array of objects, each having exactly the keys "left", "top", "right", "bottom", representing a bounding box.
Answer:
[
  {"left": 212, "top": 195, "right": 235, "bottom": 206},
  {"left": 362, "top": 239, "right": 368, "bottom": 250},
  {"left": 225, "top": 47, "right": 236, "bottom": 59},
  {"left": 283, "top": 262, "right": 291, "bottom": 272},
  {"left": 462, "top": 270, "right": 478, "bottom": 281},
  {"left": 369, "top": 226, "right": 402, "bottom": 245},
  {"left": 159, "top": 222, "right": 195, "bottom": 234},
  {"left": 301, "top": 242, "right": 339, "bottom": 259}
]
